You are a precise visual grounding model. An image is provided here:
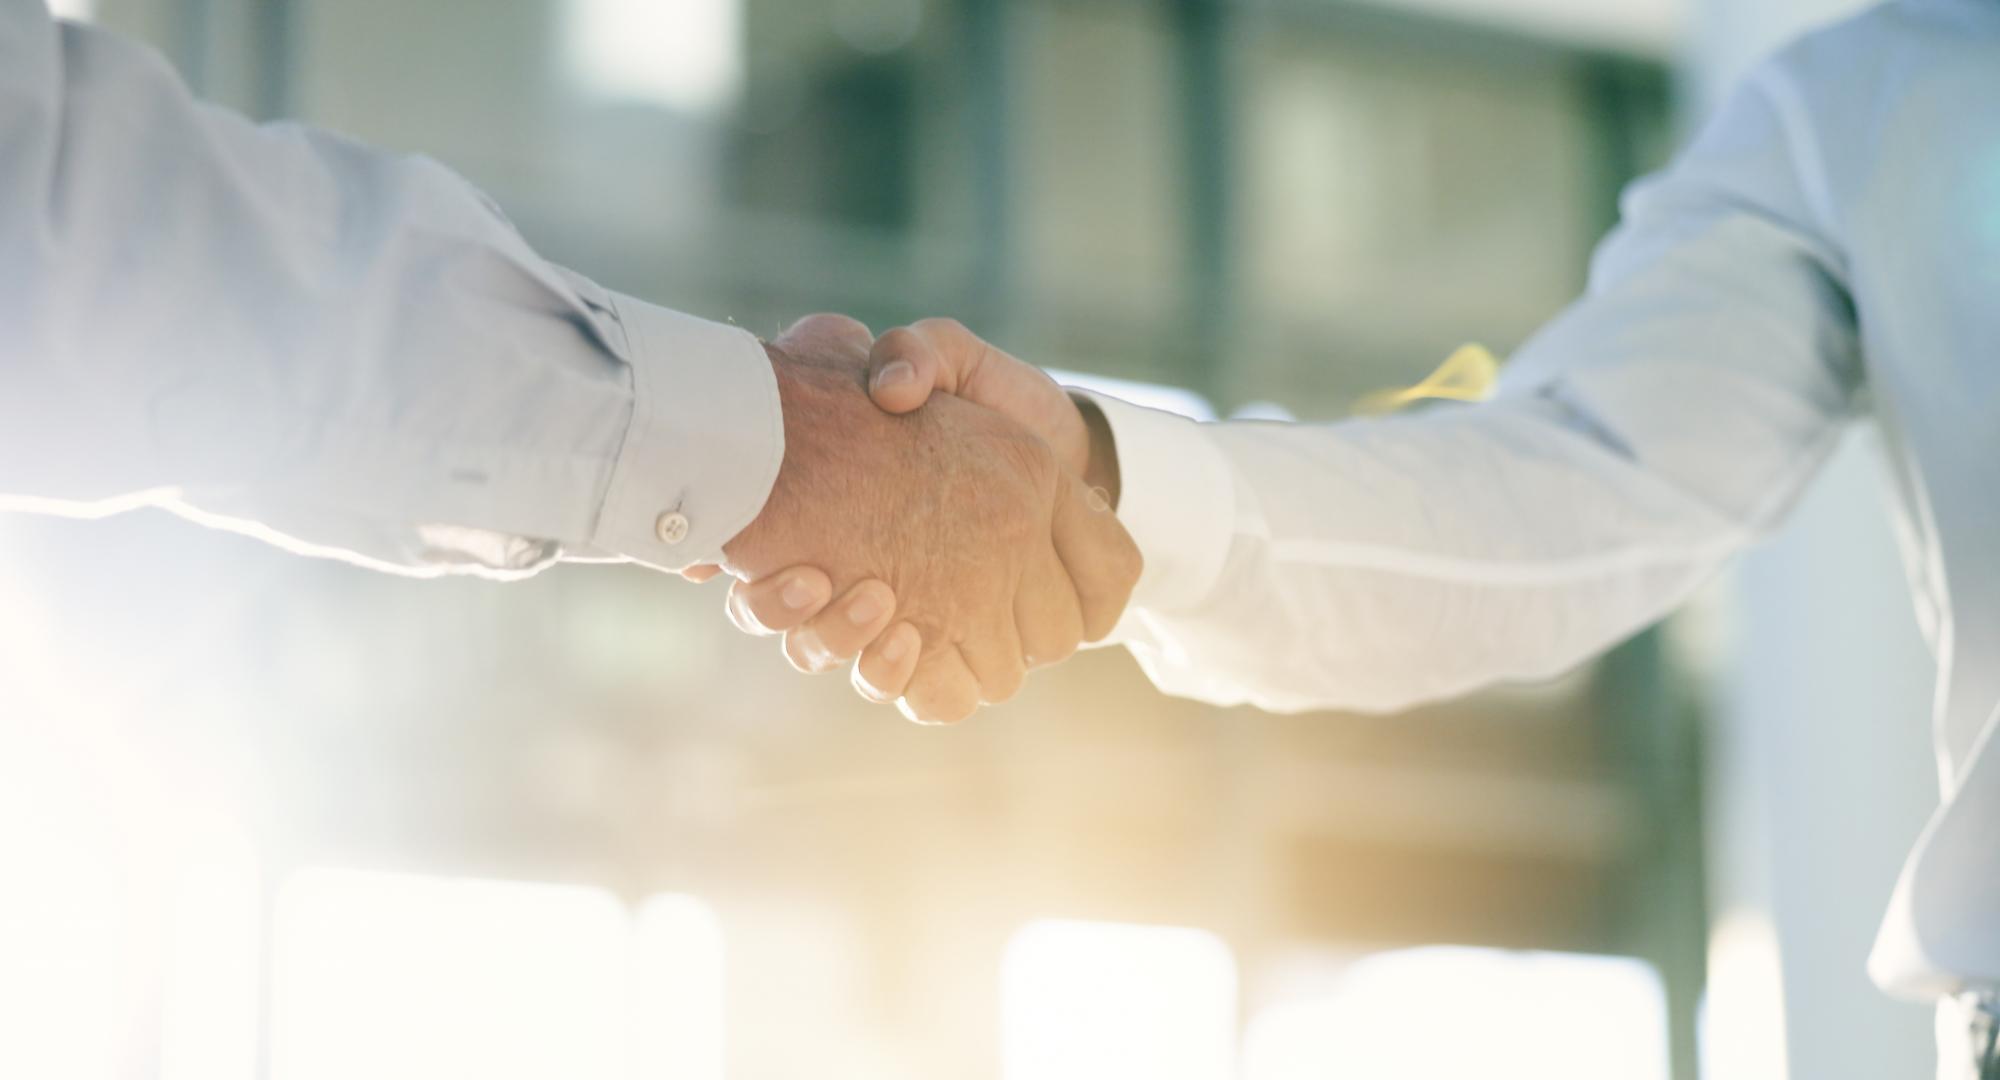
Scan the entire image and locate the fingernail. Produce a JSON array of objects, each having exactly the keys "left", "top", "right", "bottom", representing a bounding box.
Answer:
[
  {"left": 726, "top": 589, "right": 755, "bottom": 631},
  {"left": 847, "top": 593, "right": 884, "bottom": 625},
  {"left": 794, "top": 627, "right": 833, "bottom": 671},
  {"left": 1086, "top": 486, "right": 1112, "bottom": 513},
  {"left": 782, "top": 576, "right": 818, "bottom": 610},
  {"left": 873, "top": 360, "right": 915, "bottom": 390},
  {"left": 881, "top": 630, "right": 911, "bottom": 663},
  {"left": 852, "top": 668, "right": 891, "bottom": 703}
]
